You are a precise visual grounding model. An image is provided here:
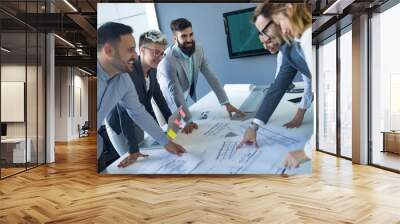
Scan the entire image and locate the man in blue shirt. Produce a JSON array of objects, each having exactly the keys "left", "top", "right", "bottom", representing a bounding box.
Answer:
[{"left": 97, "top": 22, "right": 186, "bottom": 172}]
